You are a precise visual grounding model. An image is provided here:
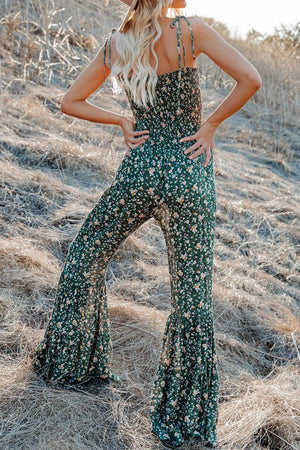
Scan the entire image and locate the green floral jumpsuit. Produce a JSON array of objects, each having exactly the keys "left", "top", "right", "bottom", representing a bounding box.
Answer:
[{"left": 32, "top": 15, "right": 219, "bottom": 449}]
